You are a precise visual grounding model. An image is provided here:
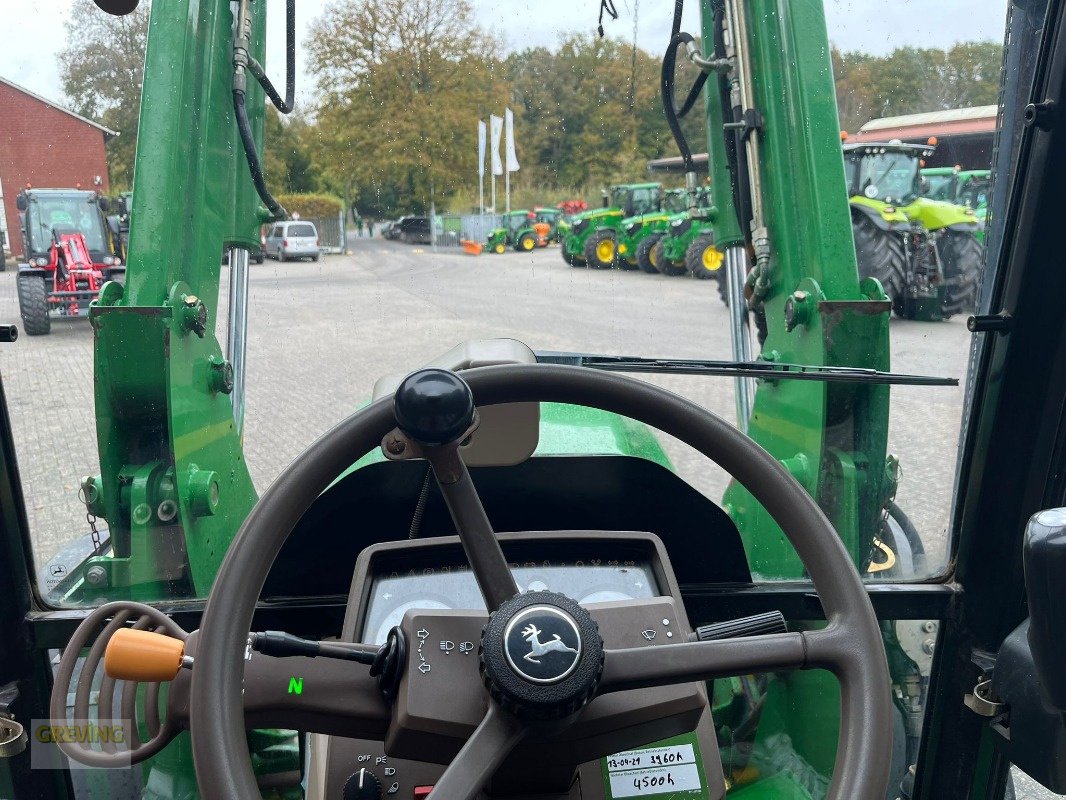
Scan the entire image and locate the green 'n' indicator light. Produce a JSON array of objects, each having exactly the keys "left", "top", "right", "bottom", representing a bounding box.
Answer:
[{"left": 288, "top": 677, "right": 303, "bottom": 695}]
